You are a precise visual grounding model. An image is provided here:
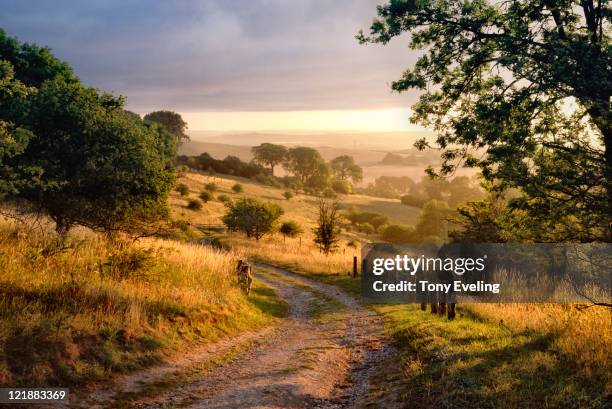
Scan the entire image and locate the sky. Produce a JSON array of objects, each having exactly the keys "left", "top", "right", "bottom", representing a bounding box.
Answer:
[{"left": 0, "top": 0, "right": 426, "bottom": 132}]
